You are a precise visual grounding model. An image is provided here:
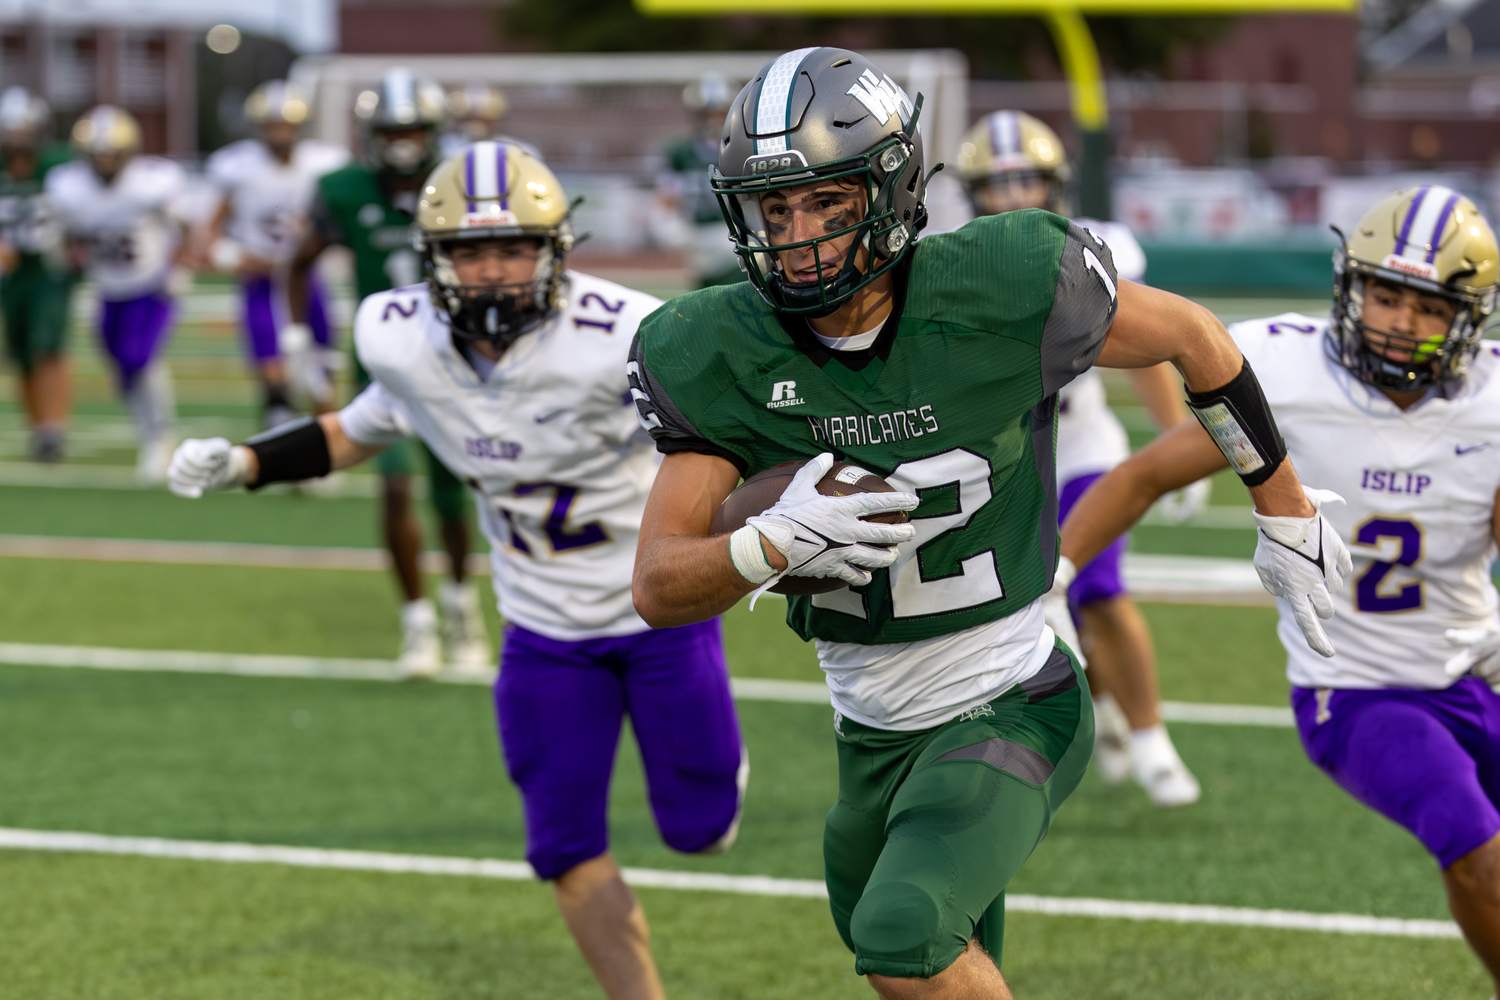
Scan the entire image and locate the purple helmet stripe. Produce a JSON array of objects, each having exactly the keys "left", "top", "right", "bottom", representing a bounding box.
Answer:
[
  {"left": 1393, "top": 185, "right": 1429, "bottom": 257},
  {"left": 464, "top": 146, "right": 476, "bottom": 213},
  {"left": 498, "top": 142, "right": 509, "bottom": 211},
  {"left": 1426, "top": 192, "right": 1461, "bottom": 263}
]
